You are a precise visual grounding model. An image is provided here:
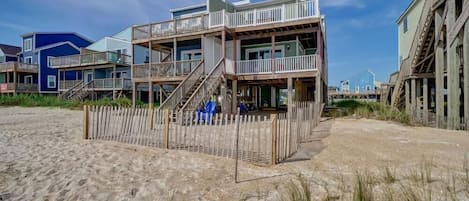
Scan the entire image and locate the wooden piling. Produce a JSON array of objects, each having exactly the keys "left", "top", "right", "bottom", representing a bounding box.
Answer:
[
  {"left": 271, "top": 114, "right": 278, "bottom": 165},
  {"left": 83, "top": 105, "right": 89, "bottom": 140},
  {"left": 163, "top": 109, "right": 170, "bottom": 149}
]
